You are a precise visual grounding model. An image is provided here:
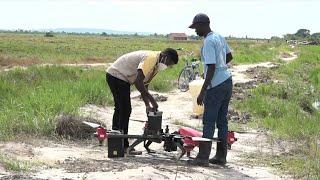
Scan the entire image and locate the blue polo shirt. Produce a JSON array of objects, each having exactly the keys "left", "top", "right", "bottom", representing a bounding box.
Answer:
[{"left": 201, "top": 32, "right": 232, "bottom": 89}]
